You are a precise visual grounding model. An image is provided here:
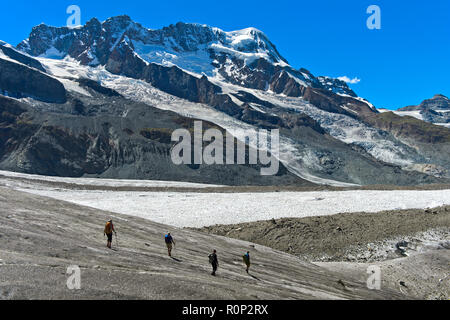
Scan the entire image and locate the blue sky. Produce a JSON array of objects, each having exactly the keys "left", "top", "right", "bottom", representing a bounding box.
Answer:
[{"left": 1, "top": 0, "right": 449, "bottom": 109}]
